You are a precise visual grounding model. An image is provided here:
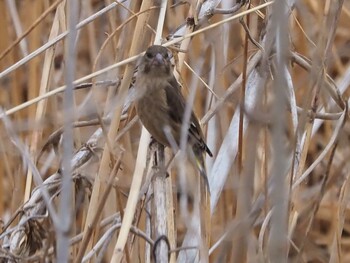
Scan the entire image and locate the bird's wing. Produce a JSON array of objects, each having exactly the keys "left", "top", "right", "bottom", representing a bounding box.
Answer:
[
  {"left": 164, "top": 79, "right": 212, "bottom": 157},
  {"left": 164, "top": 77, "right": 184, "bottom": 125}
]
